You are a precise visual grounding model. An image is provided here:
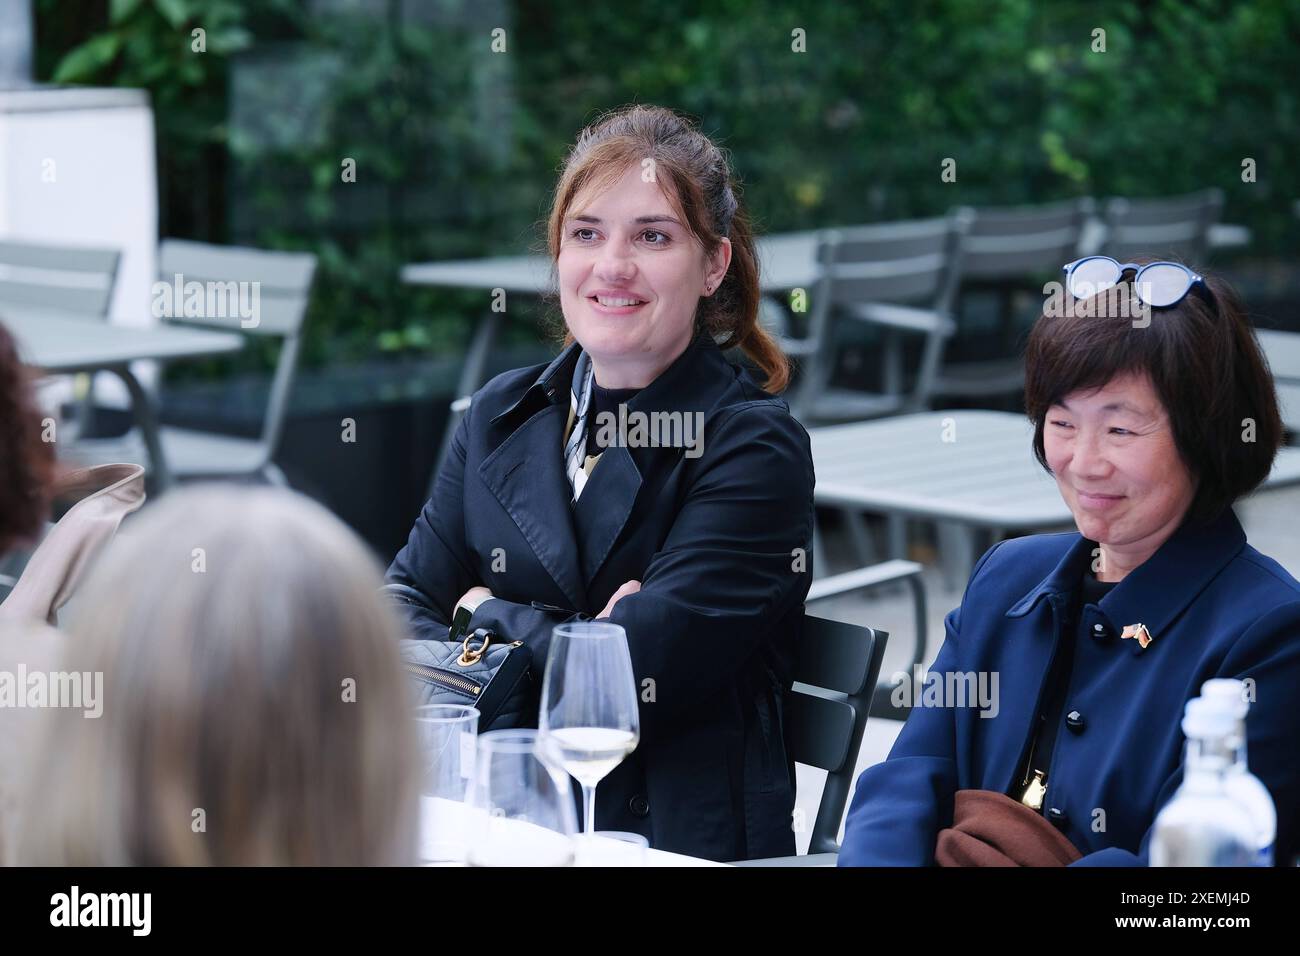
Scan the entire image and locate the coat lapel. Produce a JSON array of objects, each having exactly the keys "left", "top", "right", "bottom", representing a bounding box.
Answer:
[
  {"left": 479, "top": 396, "right": 589, "bottom": 611},
  {"left": 478, "top": 329, "right": 733, "bottom": 605},
  {"left": 573, "top": 442, "right": 643, "bottom": 584}
]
